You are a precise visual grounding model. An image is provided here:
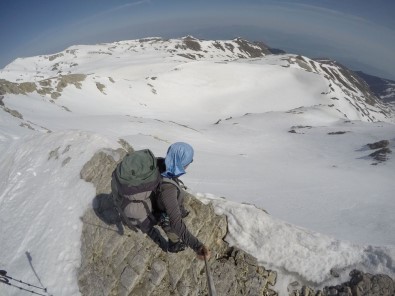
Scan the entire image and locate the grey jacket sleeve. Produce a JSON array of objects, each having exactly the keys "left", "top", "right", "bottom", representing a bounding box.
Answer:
[{"left": 160, "top": 183, "right": 203, "bottom": 251}]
